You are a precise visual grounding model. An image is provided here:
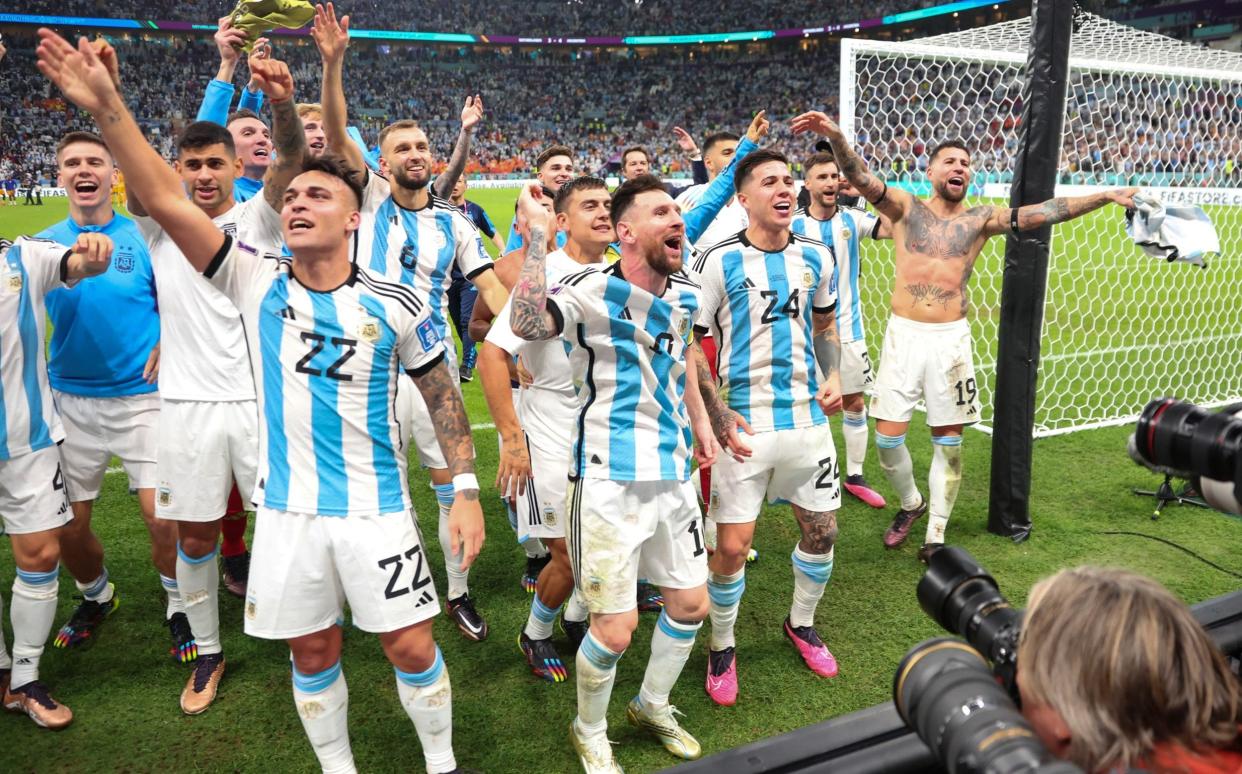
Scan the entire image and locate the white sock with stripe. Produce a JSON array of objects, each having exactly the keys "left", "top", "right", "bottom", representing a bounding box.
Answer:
[
  {"left": 876, "top": 432, "right": 922, "bottom": 510},
  {"left": 293, "top": 661, "right": 355, "bottom": 774},
  {"left": 176, "top": 541, "right": 221, "bottom": 655},
  {"left": 523, "top": 539, "right": 549, "bottom": 560},
  {"left": 395, "top": 647, "right": 456, "bottom": 774},
  {"left": 524, "top": 593, "right": 561, "bottom": 641},
  {"left": 160, "top": 574, "right": 183, "bottom": 619},
  {"left": 927, "top": 435, "right": 963, "bottom": 544},
  {"left": 575, "top": 630, "right": 624, "bottom": 738},
  {"left": 433, "top": 483, "right": 469, "bottom": 599},
  {"left": 75, "top": 568, "right": 113, "bottom": 604},
  {"left": 0, "top": 592, "right": 12, "bottom": 670},
  {"left": 842, "top": 409, "right": 869, "bottom": 478},
  {"left": 10, "top": 567, "right": 59, "bottom": 689},
  {"left": 562, "top": 590, "right": 589, "bottom": 624},
  {"left": 790, "top": 546, "right": 834, "bottom": 628},
  {"left": 707, "top": 568, "right": 745, "bottom": 650},
  {"left": 638, "top": 611, "right": 701, "bottom": 709}
]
